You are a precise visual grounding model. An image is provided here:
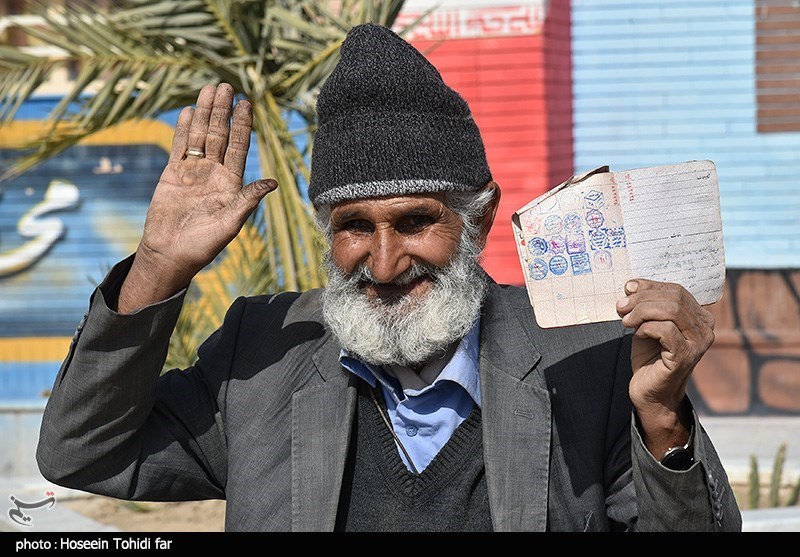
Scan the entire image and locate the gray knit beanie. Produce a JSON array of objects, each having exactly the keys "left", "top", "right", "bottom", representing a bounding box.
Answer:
[{"left": 308, "top": 23, "right": 492, "bottom": 207}]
